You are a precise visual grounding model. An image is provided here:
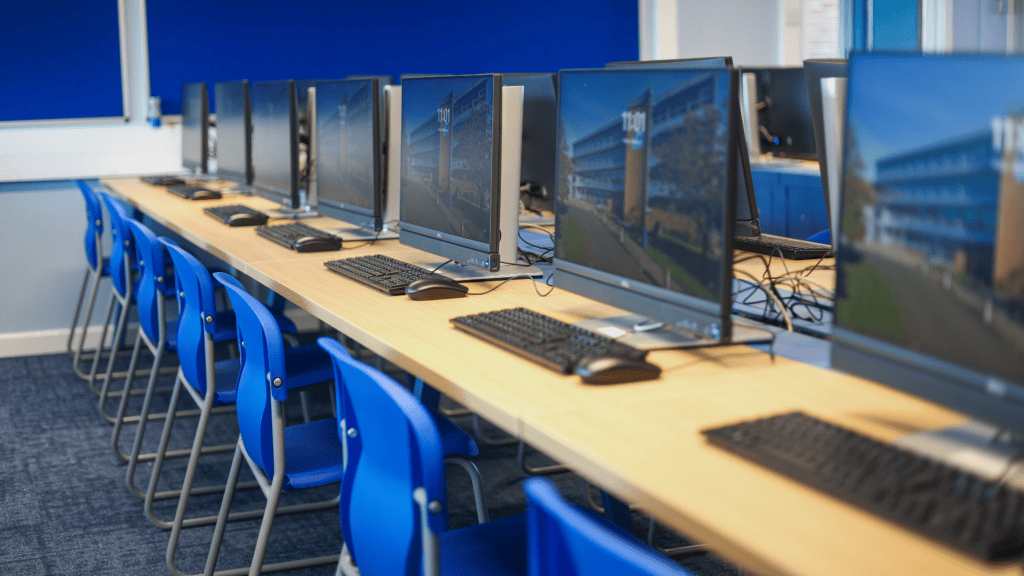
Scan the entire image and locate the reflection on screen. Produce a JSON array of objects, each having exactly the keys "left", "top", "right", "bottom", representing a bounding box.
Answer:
[
  {"left": 317, "top": 80, "right": 376, "bottom": 211},
  {"left": 216, "top": 81, "right": 248, "bottom": 182},
  {"left": 555, "top": 69, "right": 731, "bottom": 304},
  {"left": 182, "top": 83, "right": 205, "bottom": 169},
  {"left": 838, "top": 53, "right": 1024, "bottom": 384},
  {"left": 252, "top": 81, "right": 296, "bottom": 201},
  {"left": 400, "top": 75, "right": 495, "bottom": 245}
]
